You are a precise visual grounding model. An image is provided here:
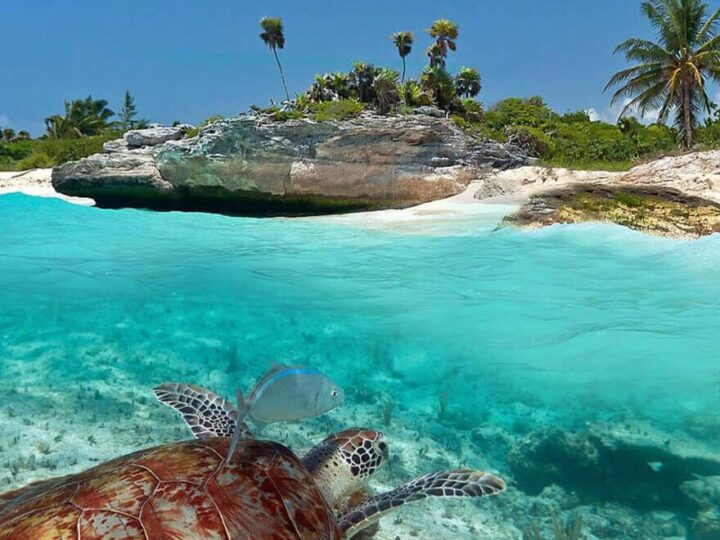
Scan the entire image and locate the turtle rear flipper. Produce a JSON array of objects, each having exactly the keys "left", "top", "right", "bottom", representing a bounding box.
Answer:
[
  {"left": 338, "top": 469, "right": 505, "bottom": 539},
  {"left": 153, "top": 383, "right": 252, "bottom": 440}
]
